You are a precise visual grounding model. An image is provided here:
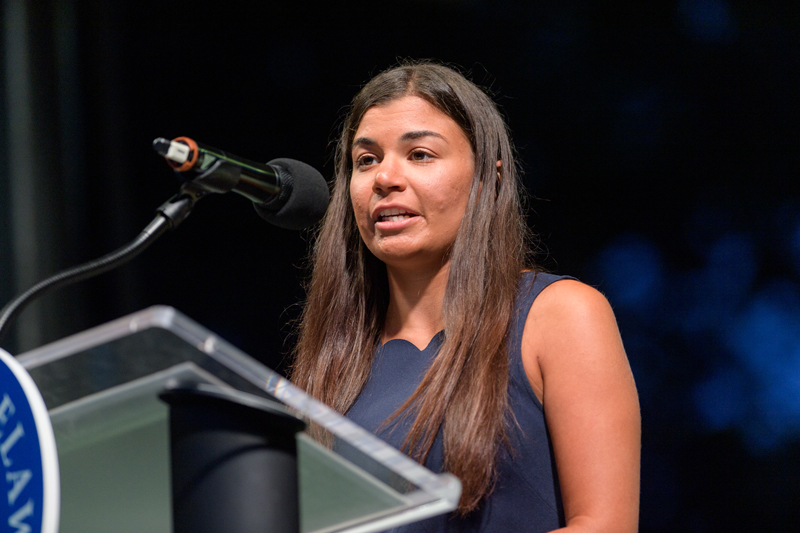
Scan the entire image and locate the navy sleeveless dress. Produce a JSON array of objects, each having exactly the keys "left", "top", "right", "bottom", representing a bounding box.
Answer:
[{"left": 346, "top": 272, "right": 569, "bottom": 532}]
